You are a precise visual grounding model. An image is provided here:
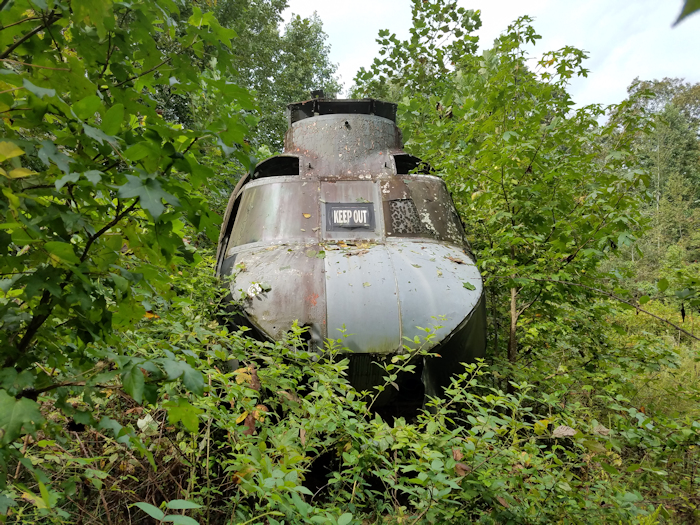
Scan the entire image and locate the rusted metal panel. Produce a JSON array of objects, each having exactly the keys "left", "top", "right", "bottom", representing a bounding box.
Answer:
[
  {"left": 404, "top": 176, "right": 466, "bottom": 245},
  {"left": 285, "top": 114, "right": 400, "bottom": 179},
  {"left": 227, "top": 244, "right": 327, "bottom": 348},
  {"left": 288, "top": 98, "right": 397, "bottom": 125},
  {"left": 215, "top": 97, "right": 488, "bottom": 409},
  {"left": 324, "top": 244, "right": 401, "bottom": 354}
]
